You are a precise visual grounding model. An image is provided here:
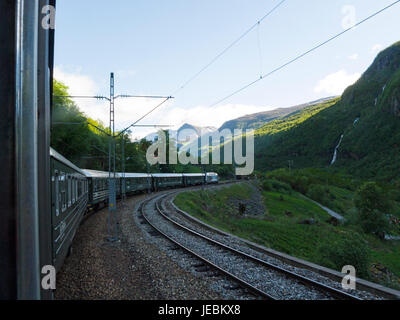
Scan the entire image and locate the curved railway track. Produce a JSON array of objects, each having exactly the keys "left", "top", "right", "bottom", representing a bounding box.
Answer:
[{"left": 138, "top": 190, "right": 363, "bottom": 300}]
